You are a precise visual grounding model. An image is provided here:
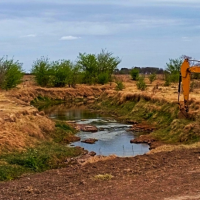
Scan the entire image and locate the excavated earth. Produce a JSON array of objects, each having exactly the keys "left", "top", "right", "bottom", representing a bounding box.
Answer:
[
  {"left": 1, "top": 148, "right": 200, "bottom": 200},
  {"left": 1, "top": 76, "right": 200, "bottom": 199}
]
